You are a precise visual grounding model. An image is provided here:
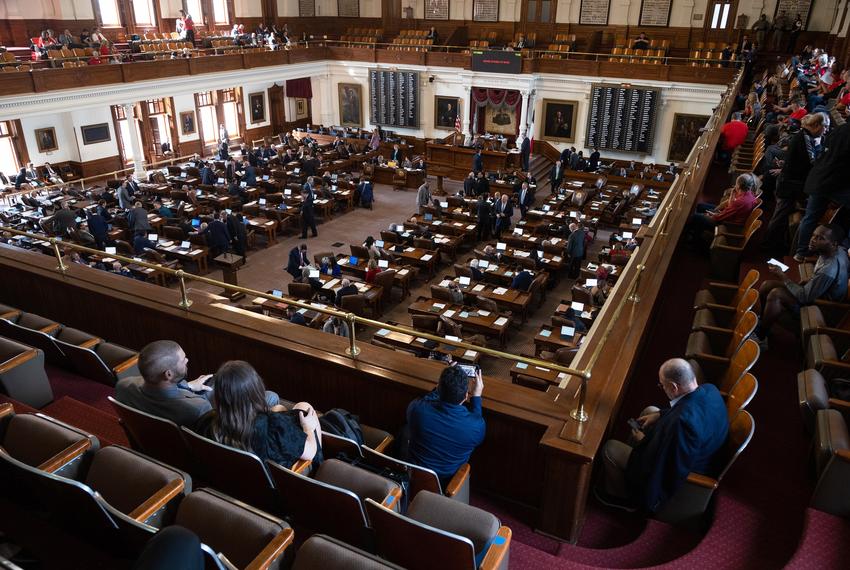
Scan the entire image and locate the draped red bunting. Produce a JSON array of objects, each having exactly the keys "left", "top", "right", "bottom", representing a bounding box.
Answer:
[{"left": 285, "top": 78, "right": 313, "bottom": 99}]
